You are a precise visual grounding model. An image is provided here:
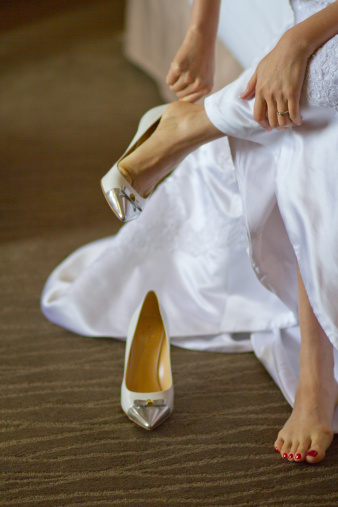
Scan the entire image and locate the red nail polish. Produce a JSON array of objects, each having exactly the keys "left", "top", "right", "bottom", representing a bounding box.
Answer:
[
  {"left": 307, "top": 450, "right": 318, "bottom": 457},
  {"left": 275, "top": 447, "right": 279, "bottom": 452},
  {"left": 283, "top": 453, "right": 288, "bottom": 458},
  {"left": 288, "top": 454, "right": 293, "bottom": 459},
  {"left": 295, "top": 454, "right": 301, "bottom": 460}
]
